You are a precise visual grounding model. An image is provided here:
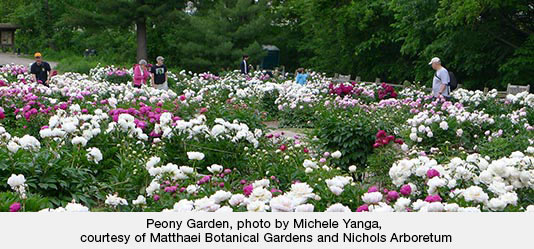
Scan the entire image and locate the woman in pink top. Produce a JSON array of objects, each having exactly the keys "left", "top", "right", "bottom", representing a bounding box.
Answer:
[{"left": 133, "top": 59, "right": 150, "bottom": 88}]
